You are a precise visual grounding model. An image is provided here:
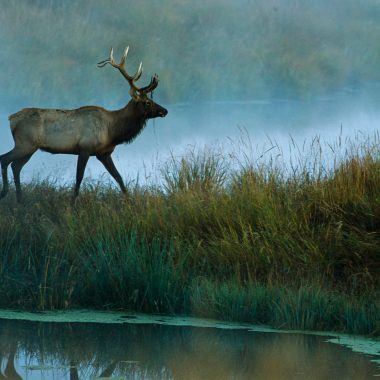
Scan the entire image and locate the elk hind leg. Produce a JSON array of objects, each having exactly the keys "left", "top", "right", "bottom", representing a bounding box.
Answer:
[
  {"left": 11, "top": 154, "right": 33, "bottom": 203},
  {"left": 0, "top": 148, "right": 35, "bottom": 200},
  {"left": 0, "top": 149, "right": 17, "bottom": 199}
]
